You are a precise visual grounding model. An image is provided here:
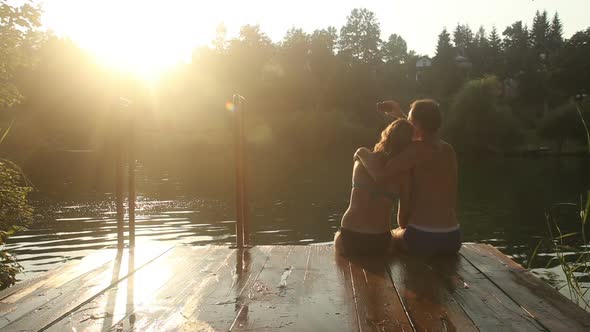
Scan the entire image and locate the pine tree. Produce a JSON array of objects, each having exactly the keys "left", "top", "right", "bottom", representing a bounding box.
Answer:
[
  {"left": 503, "top": 21, "right": 530, "bottom": 74},
  {"left": 453, "top": 24, "right": 474, "bottom": 56},
  {"left": 475, "top": 26, "right": 489, "bottom": 49},
  {"left": 435, "top": 28, "right": 454, "bottom": 61},
  {"left": 488, "top": 26, "right": 502, "bottom": 54},
  {"left": 548, "top": 12, "right": 564, "bottom": 50},
  {"left": 486, "top": 26, "right": 503, "bottom": 75},
  {"left": 531, "top": 10, "right": 550, "bottom": 54}
]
